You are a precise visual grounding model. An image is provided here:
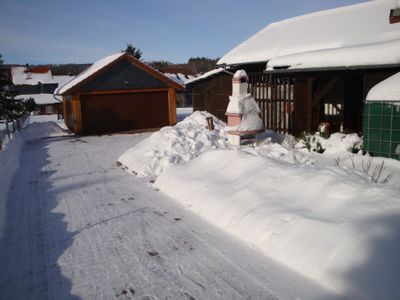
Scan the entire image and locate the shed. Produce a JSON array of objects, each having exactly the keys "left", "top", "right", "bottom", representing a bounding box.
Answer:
[
  {"left": 55, "top": 53, "right": 184, "bottom": 135},
  {"left": 185, "top": 68, "right": 233, "bottom": 122},
  {"left": 363, "top": 72, "right": 400, "bottom": 159},
  {"left": 218, "top": 0, "right": 400, "bottom": 135}
]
